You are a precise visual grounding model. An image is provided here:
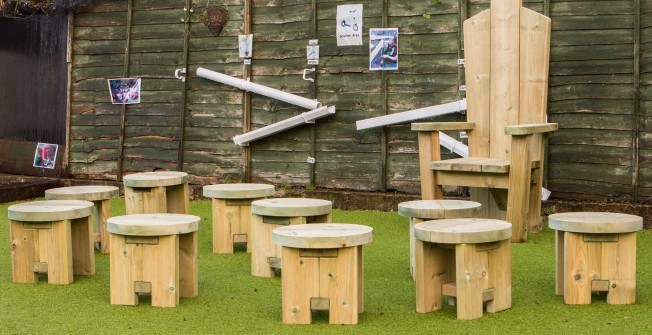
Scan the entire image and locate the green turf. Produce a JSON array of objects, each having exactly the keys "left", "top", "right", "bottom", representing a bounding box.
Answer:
[{"left": 1, "top": 199, "right": 651, "bottom": 334}]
